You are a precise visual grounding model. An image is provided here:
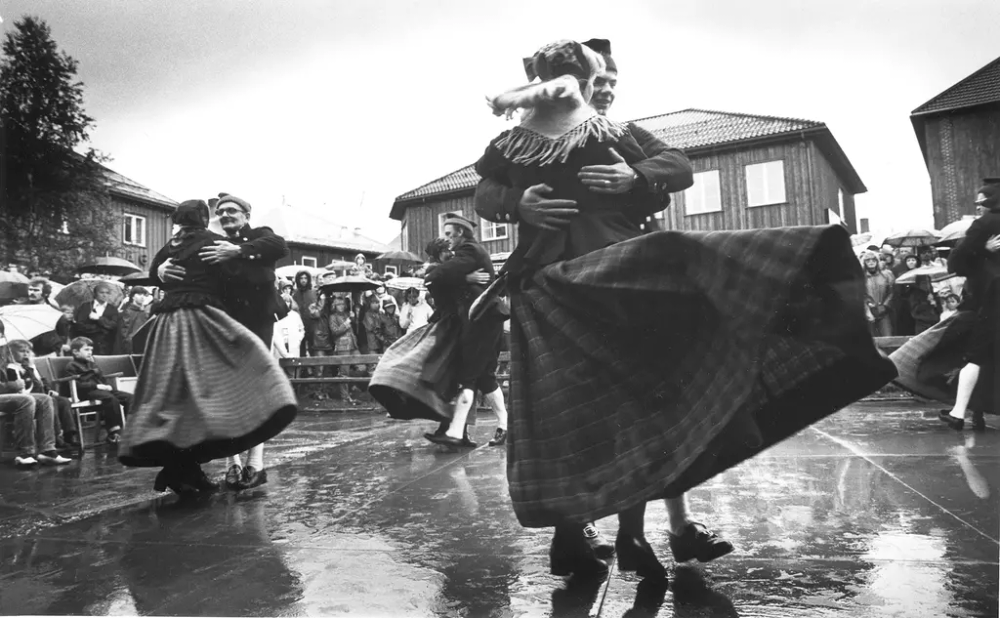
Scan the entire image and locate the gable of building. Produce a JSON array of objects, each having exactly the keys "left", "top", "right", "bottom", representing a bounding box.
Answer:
[{"left": 256, "top": 207, "right": 392, "bottom": 255}]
